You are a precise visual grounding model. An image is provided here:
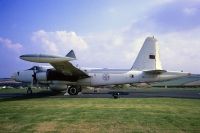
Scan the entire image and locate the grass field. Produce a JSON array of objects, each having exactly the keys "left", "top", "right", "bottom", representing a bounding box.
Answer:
[
  {"left": 1, "top": 86, "right": 200, "bottom": 94},
  {"left": 0, "top": 97, "right": 200, "bottom": 133}
]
